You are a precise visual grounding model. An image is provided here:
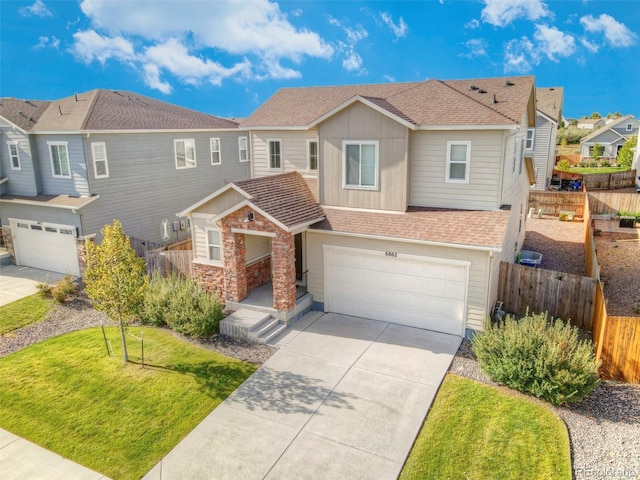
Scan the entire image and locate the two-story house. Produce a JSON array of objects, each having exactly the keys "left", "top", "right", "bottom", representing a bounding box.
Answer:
[
  {"left": 579, "top": 114, "right": 639, "bottom": 161},
  {"left": 0, "top": 90, "right": 250, "bottom": 276},
  {"left": 179, "top": 76, "right": 536, "bottom": 339},
  {"left": 529, "top": 87, "right": 563, "bottom": 190}
]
